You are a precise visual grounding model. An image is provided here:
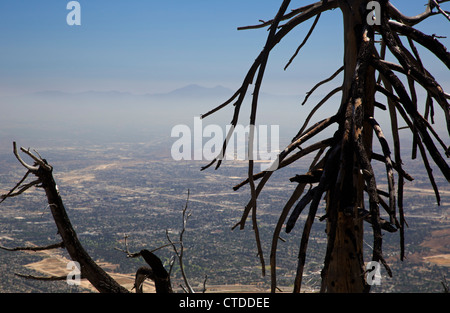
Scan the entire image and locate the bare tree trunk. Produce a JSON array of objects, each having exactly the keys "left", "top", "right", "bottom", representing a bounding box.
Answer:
[{"left": 322, "top": 0, "right": 375, "bottom": 293}]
